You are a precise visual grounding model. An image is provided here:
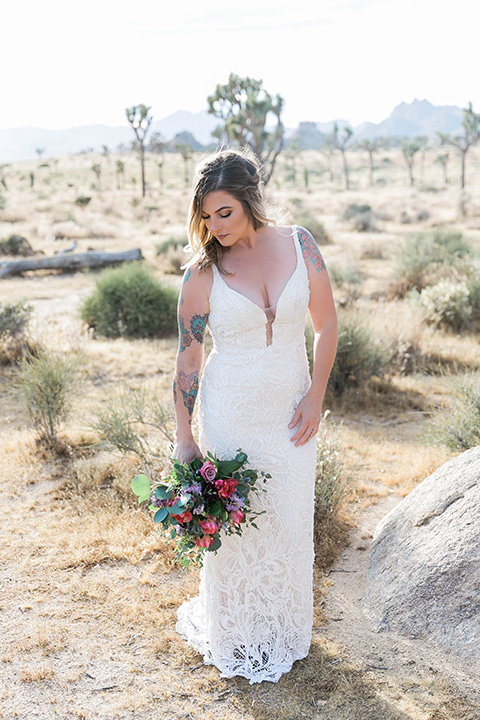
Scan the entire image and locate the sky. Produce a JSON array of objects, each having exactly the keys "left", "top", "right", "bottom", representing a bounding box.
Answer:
[{"left": 2, "top": 0, "right": 478, "bottom": 131}]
